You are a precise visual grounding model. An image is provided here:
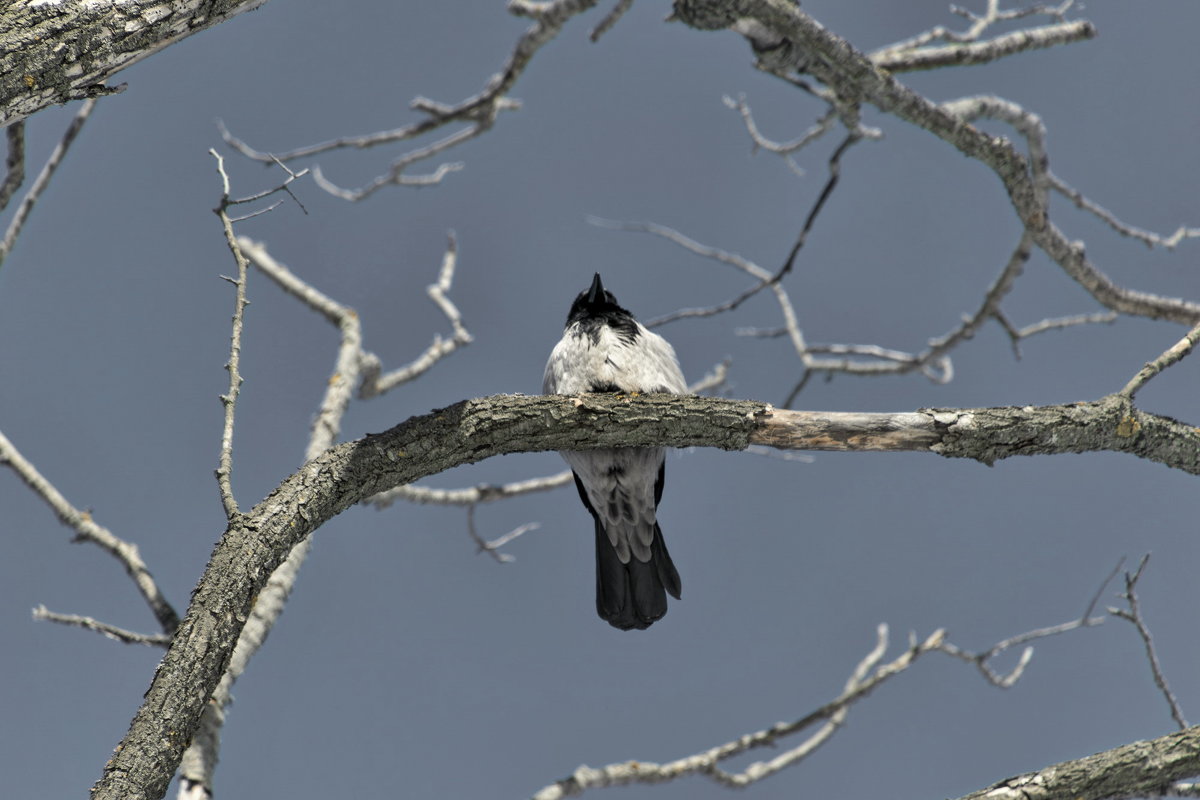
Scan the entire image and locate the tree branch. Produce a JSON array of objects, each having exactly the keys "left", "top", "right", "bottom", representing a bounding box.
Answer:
[
  {"left": 0, "top": 430, "right": 179, "bottom": 634},
  {"left": 952, "top": 726, "right": 1200, "bottom": 800},
  {"left": 91, "top": 391, "right": 1199, "bottom": 799},
  {"left": 671, "top": 0, "right": 1200, "bottom": 327},
  {"left": 32, "top": 606, "right": 171, "bottom": 647},
  {"left": 0, "top": 97, "right": 97, "bottom": 270},
  {"left": 0, "top": 1, "right": 262, "bottom": 126},
  {"left": 1109, "top": 555, "right": 1189, "bottom": 730}
]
